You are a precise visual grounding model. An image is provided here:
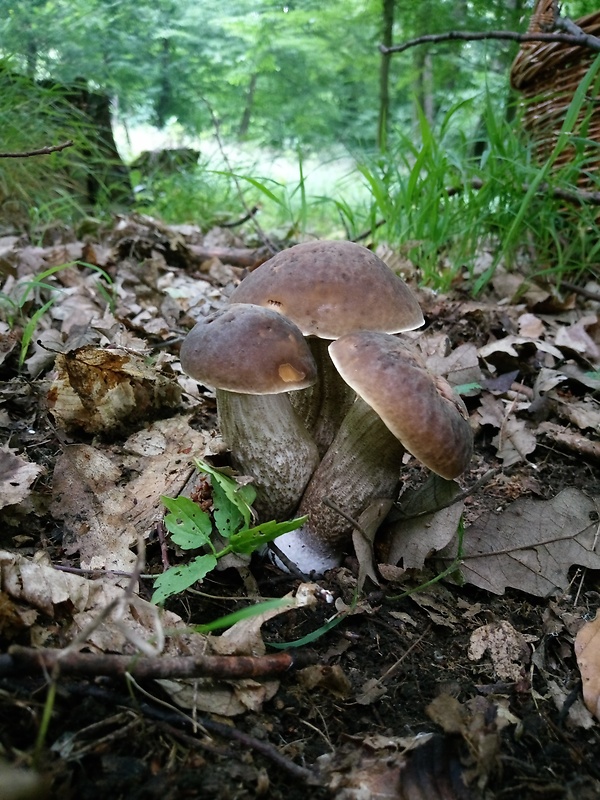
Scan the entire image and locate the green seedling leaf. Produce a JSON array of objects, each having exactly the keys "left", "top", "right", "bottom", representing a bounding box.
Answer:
[
  {"left": 211, "top": 479, "right": 245, "bottom": 538},
  {"left": 454, "top": 382, "right": 482, "bottom": 396},
  {"left": 268, "top": 610, "right": 348, "bottom": 649},
  {"left": 152, "top": 553, "right": 217, "bottom": 605},
  {"left": 19, "top": 297, "right": 58, "bottom": 366},
  {"left": 229, "top": 515, "right": 308, "bottom": 555},
  {"left": 194, "top": 598, "right": 294, "bottom": 633},
  {"left": 194, "top": 458, "right": 256, "bottom": 529},
  {"left": 161, "top": 495, "right": 213, "bottom": 550}
]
